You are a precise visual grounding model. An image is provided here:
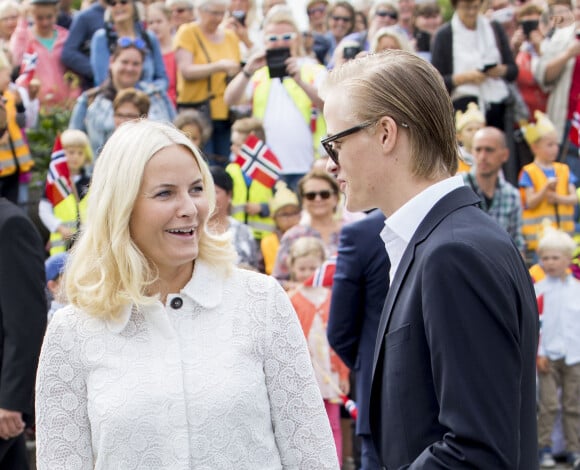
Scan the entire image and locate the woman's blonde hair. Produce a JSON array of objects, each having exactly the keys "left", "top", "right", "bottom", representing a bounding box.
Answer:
[
  {"left": 65, "top": 119, "right": 236, "bottom": 319},
  {"left": 320, "top": 50, "right": 458, "bottom": 179},
  {"left": 287, "top": 236, "right": 326, "bottom": 272}
]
